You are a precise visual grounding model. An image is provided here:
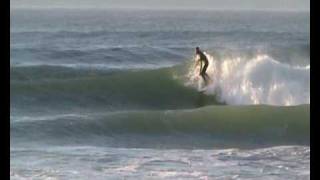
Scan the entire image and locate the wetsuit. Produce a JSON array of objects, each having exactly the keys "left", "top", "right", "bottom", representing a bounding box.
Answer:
[{"left": 197, "top": 51, "right": 208, "bottom": 75}]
